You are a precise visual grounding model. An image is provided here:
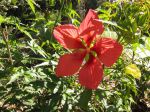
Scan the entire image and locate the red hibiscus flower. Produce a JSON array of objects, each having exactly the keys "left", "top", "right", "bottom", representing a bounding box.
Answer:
[{"left": 53, "top": 9, "right": 123, "bottom": 89}]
